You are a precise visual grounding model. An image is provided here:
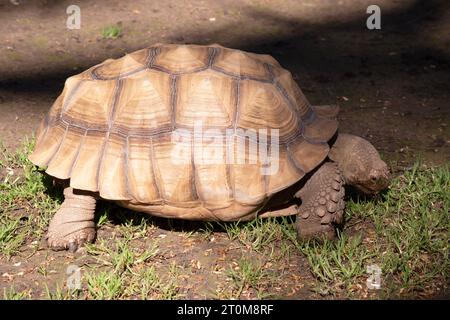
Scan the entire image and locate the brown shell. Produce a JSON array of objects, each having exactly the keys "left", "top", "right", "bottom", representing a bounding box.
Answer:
[{"left": 29, "top": 44, "right": 338, "bottom": 221}]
